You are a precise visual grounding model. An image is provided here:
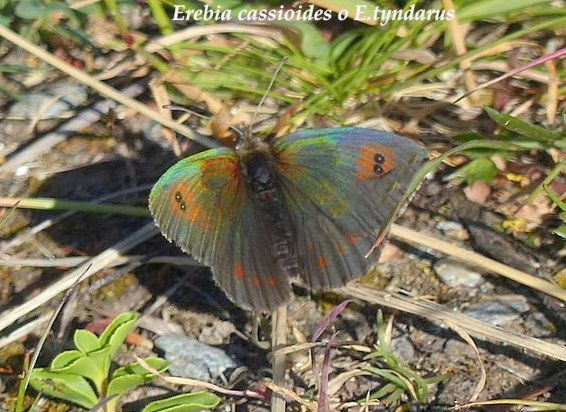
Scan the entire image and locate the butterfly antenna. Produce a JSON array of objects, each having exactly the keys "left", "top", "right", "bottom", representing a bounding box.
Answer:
[
  {"left": 163, "top": 104, "right": 212, "bottom": 119},
  {"left": 250, "top": 57, "right": 288, "bottom": 130}
]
